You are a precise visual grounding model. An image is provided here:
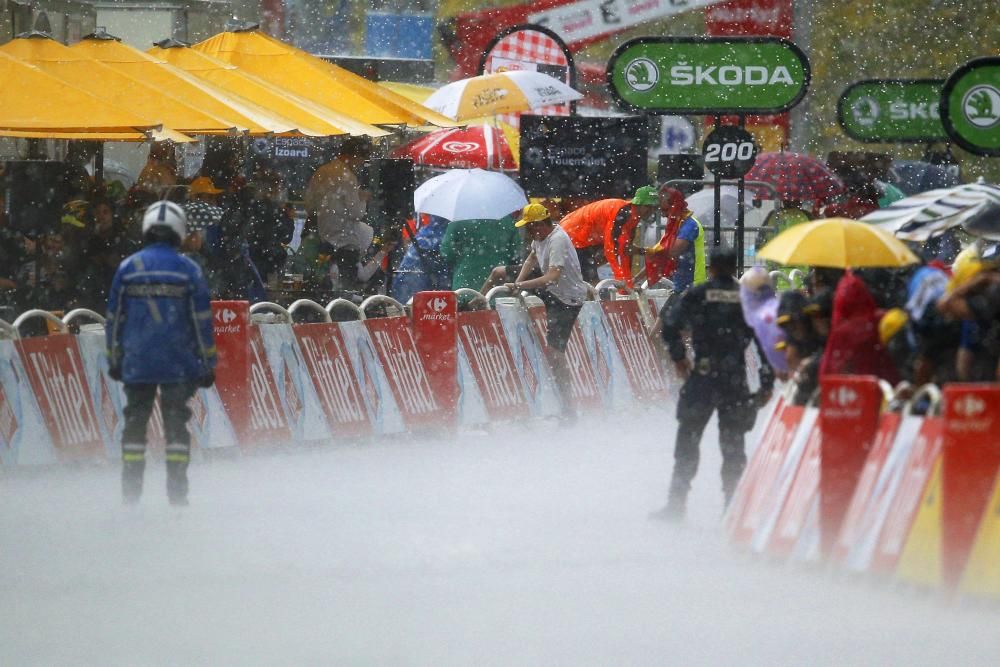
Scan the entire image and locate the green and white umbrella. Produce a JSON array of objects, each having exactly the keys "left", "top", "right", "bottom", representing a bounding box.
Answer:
[{"left": 860, "top": 181, "right": 1000, "bottom": 241}]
